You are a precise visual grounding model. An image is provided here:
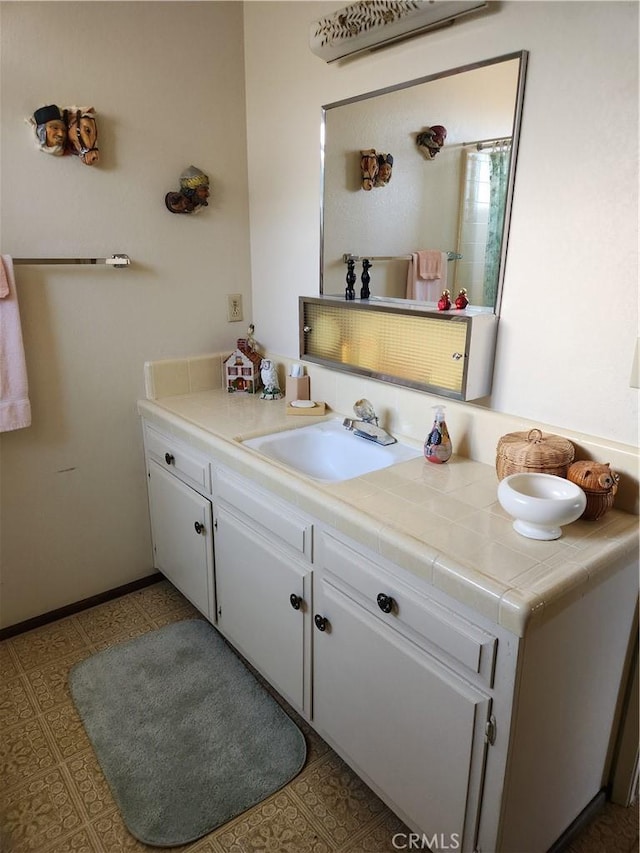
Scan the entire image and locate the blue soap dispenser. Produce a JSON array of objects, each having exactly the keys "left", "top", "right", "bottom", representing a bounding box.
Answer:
[{"left": 424, "top": 405, "right": 452, "bottom": 464}]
